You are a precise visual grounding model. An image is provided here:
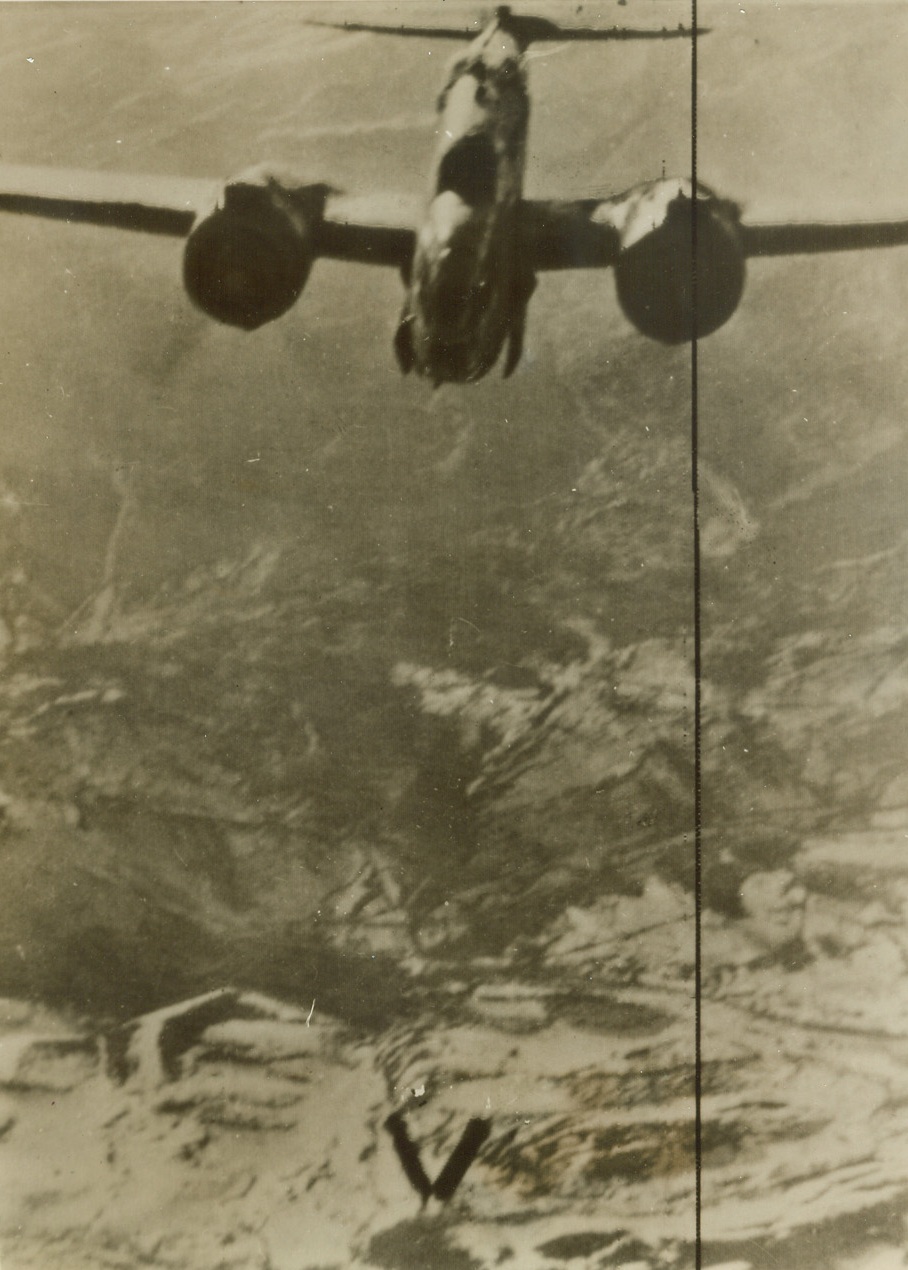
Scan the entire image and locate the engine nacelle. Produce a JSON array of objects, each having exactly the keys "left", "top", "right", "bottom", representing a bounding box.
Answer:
[
  {"left": 183, "top": 167, "right": 329, "bottom": 330},
  {"left": 612, "top": 179, "right": 745, "bottom": 343}
]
